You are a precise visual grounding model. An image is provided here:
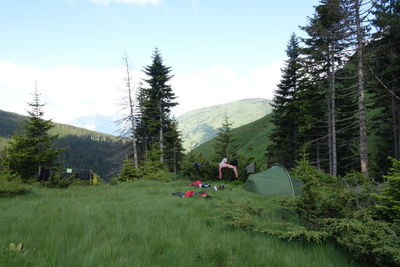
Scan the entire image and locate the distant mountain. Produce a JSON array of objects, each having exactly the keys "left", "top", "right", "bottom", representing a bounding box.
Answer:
[
  {"left": 193, "top": 113, "right": 275, "bottom": 169},
  {"left": 0, "top": 109, "right": 124, "bottom": 180},
  {"left": 177, "top": 98, "right": 272, "bottom": 151}
]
